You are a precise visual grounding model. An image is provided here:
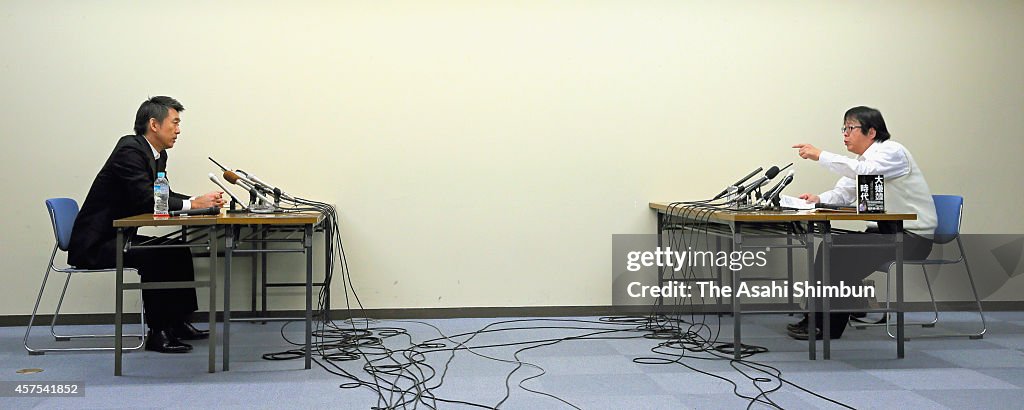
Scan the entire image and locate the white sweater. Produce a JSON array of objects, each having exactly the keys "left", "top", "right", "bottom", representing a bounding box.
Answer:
[{"left": 817, "top": 140, "right": 938, "bottom": 235}]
